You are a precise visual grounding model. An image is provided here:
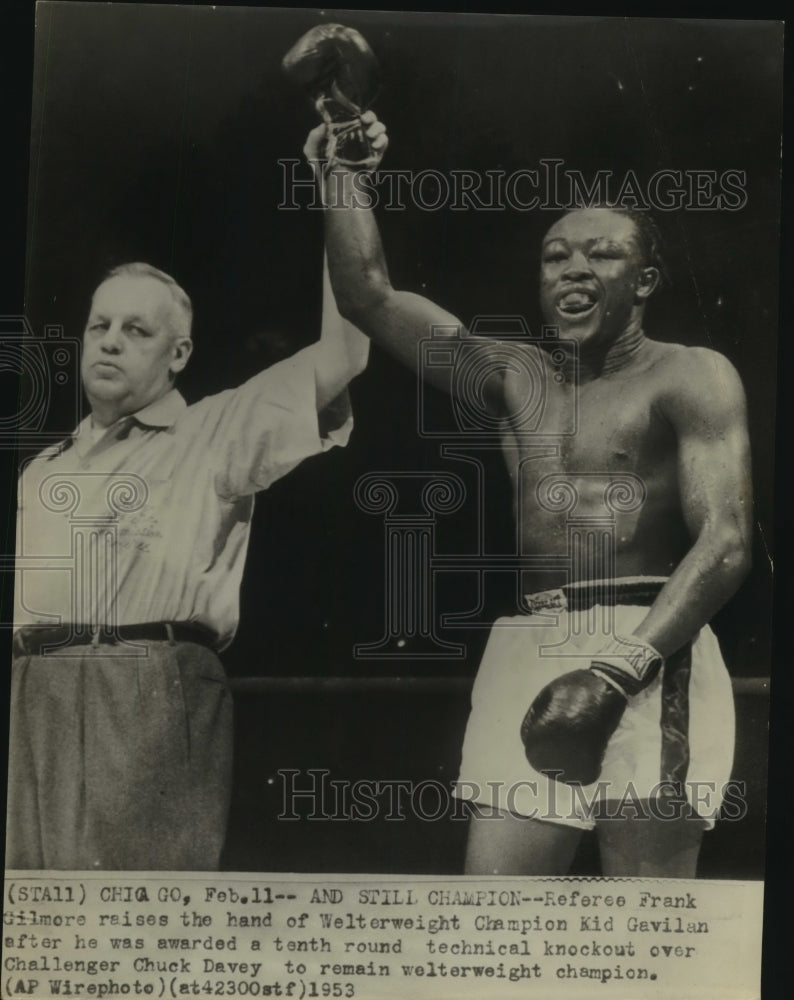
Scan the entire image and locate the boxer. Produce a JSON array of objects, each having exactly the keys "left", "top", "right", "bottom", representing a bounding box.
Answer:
[{"left": 291, "top": 28, "right": 751, "bottom": 876}]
